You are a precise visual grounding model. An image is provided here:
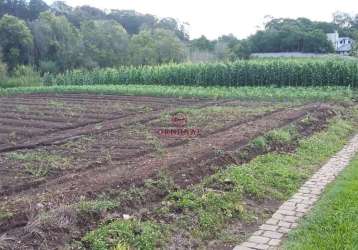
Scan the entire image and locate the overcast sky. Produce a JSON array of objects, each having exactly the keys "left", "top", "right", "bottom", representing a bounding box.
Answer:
[{"left": 45, "top": 0, "right": 358, "bottom": 39}]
